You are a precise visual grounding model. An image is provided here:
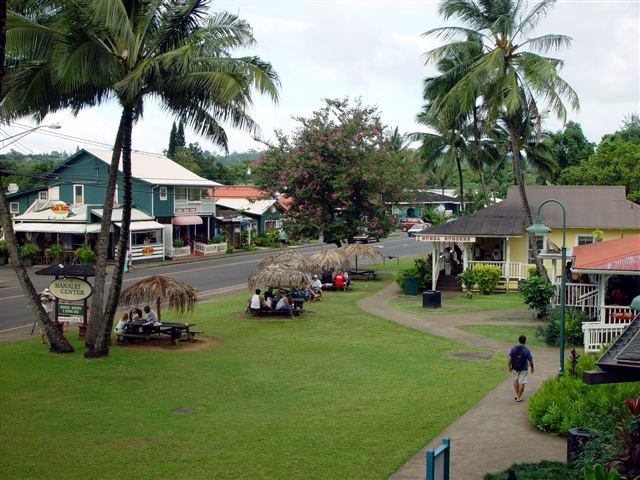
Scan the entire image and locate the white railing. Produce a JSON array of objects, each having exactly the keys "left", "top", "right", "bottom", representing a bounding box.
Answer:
[
  {"left": 174, "top": 198, "right": 215, "bottom": 215},
  {"left": 553, "top": 283, "right": 599, "bottom": 319},
  {"left": 582, "top": 322, "right": 627, "bottom": 353},
  {"left": 130, "top": 243, "right": 164, "bottom": 262},
  {"left": 600, "top": 305, "right": 635, "bottom": 324},
  {"left": 194, "top": 241, "right": 227, "bottom": 256},
  {"left": 466, "top": 261, "right": 534, "bottom": 280}
]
